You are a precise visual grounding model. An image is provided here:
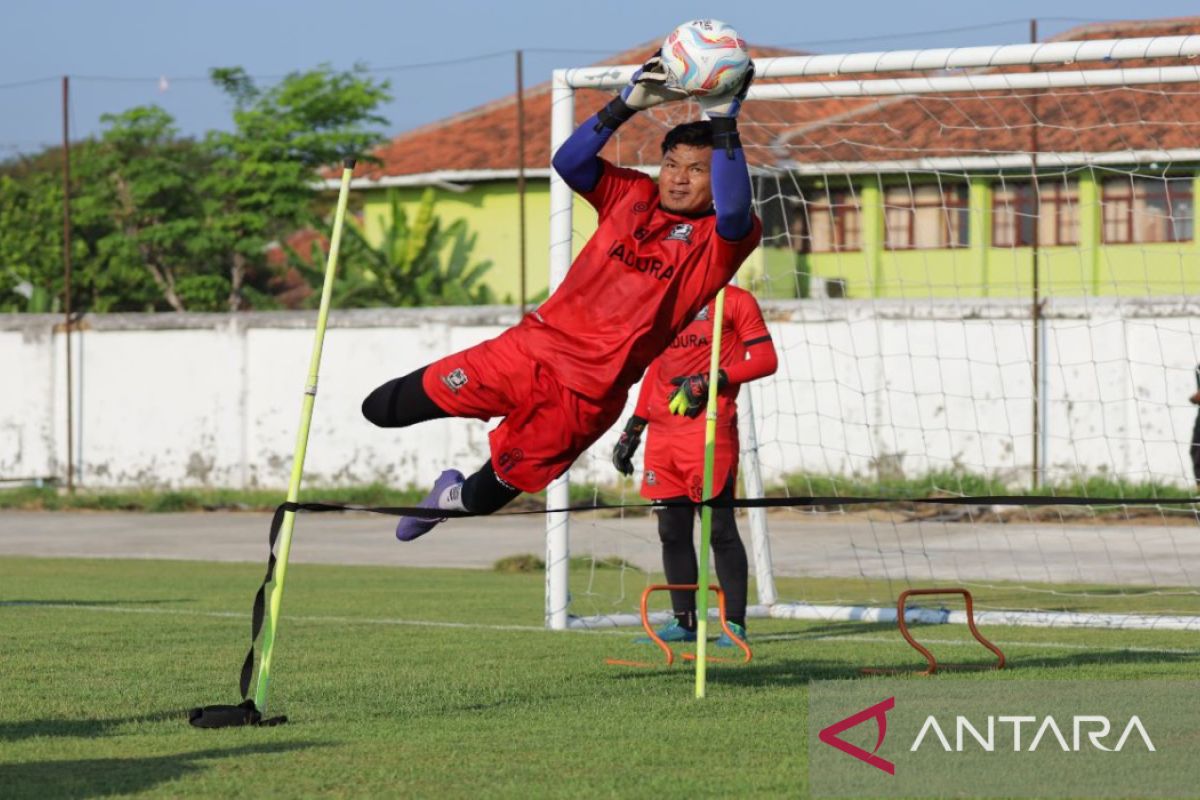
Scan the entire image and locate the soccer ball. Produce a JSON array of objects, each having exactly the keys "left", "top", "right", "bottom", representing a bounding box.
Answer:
[{"left": 660, "top": 19, "right": 751, "bottom": 97}]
